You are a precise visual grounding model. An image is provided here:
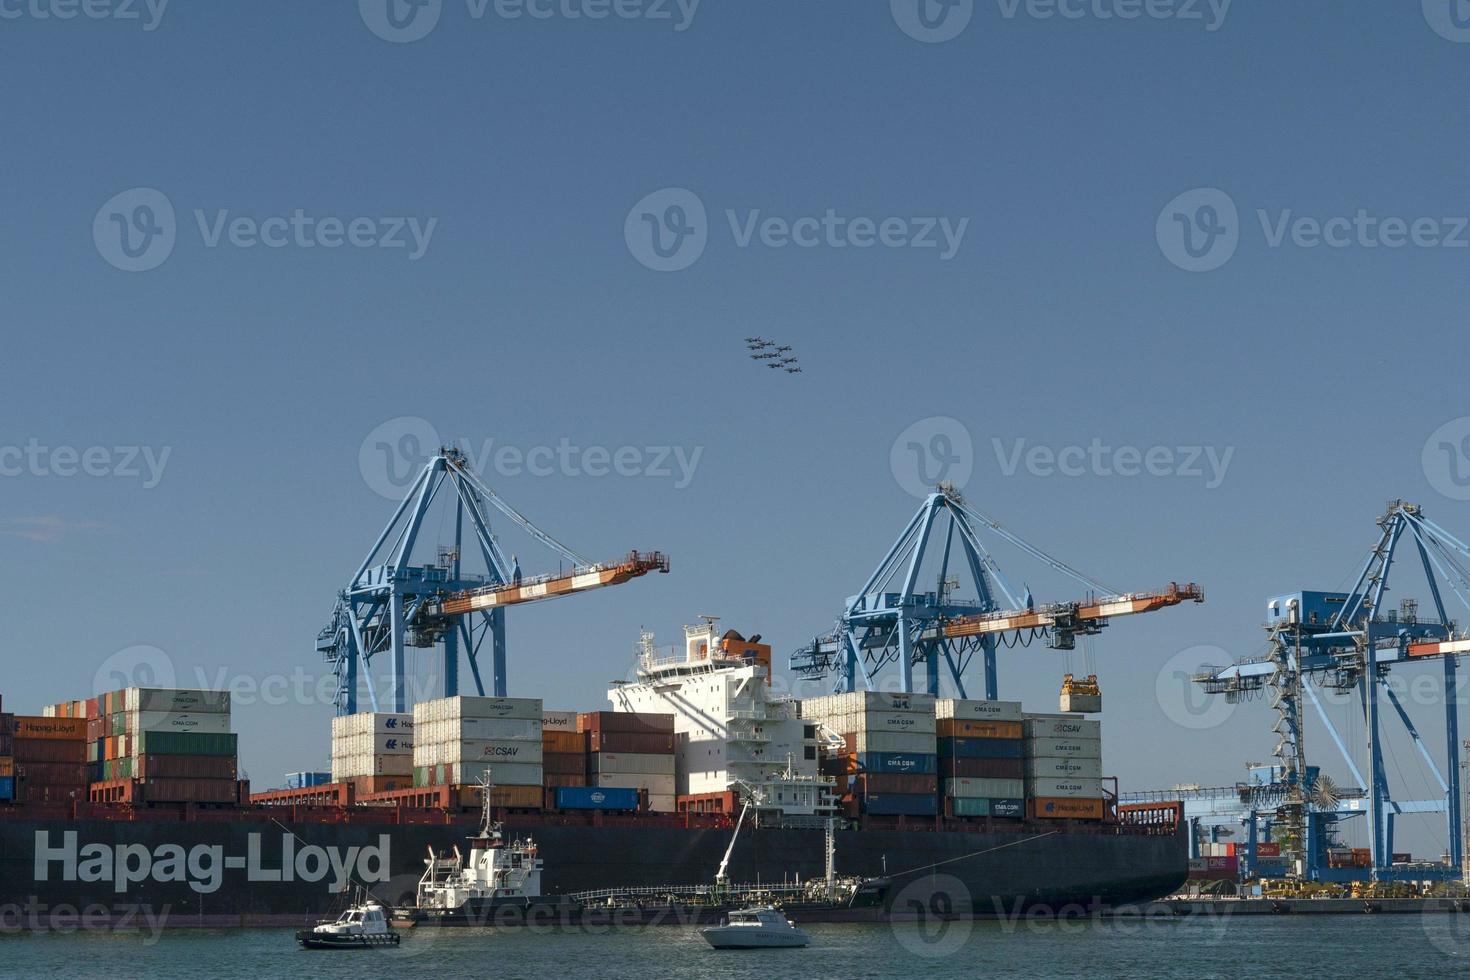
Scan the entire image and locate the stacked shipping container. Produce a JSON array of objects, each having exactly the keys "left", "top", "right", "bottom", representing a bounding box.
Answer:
[
  {"left": 91, "top": 688, "right": 239, "bottom": 803},
  {"left": 1023, "top": 715, "right": 1104, "bottom": 820},
  {"left": 541, "top": 710, "right": 585, "bottom": 790},
  {"left": 330, "top": 712, "right": 414, "bottom": 794},
  {"left": 579, "top": 711, "right": 675, "bottom": 811},
  {"left": 802, "top": 692, "right": 939, "bottom": 817},
  {"left": 12, "top": 714, "right": 88, "bottom": 803},
  {"left": 936, "top": 698, "right": 1025, "bottom": 818},
  {"left": 413, "top": 696, "right": 544, "bottom": 808},
  {"left": 0, "top": 699, "right": 12, "bottom": 801}
]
